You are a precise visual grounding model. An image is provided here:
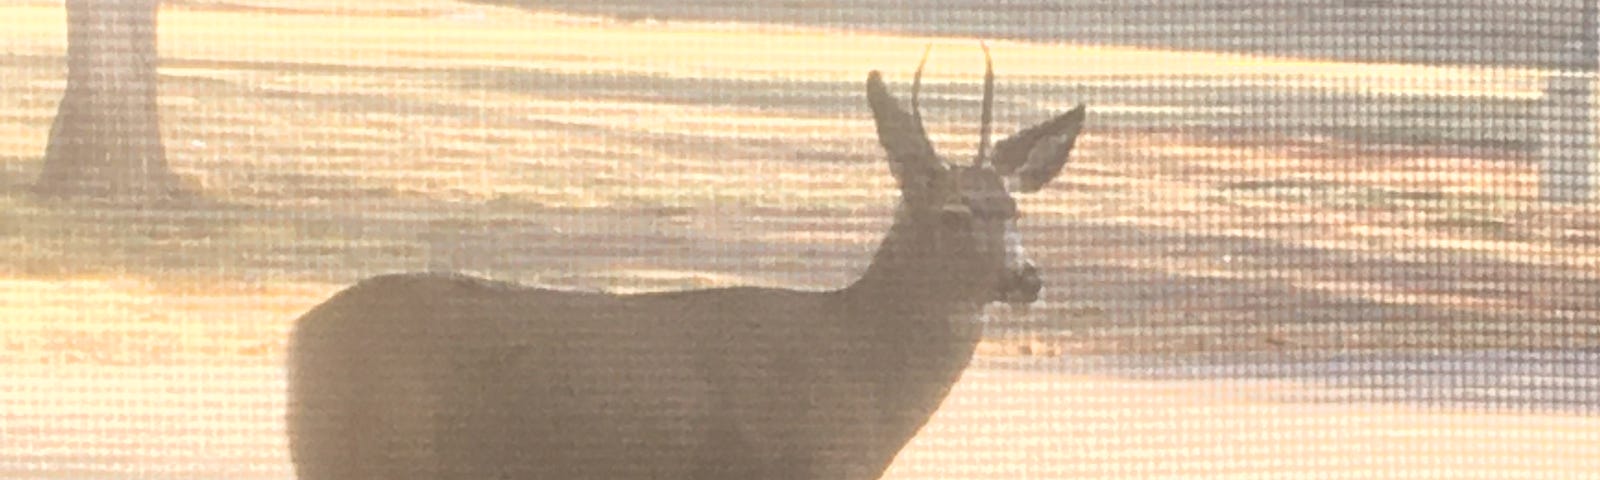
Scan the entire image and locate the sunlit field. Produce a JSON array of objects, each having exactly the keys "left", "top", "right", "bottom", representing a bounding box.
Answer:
[{"left": 3, "top": 0, "right": 1599, "bottom": 478}]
